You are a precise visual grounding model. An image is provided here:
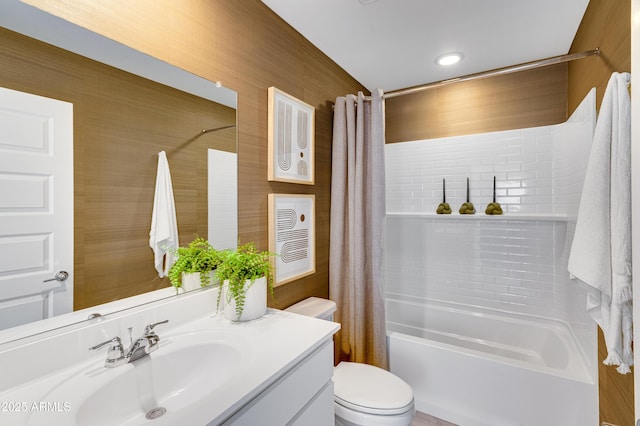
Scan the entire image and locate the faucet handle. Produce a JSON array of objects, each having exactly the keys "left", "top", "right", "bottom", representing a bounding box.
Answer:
[
  {"left": 89, "top": 336, "right": 122, "bottom": 351},
  {"left": 144, "top": 320, "right": 169, "bottom": 336},
  {"left": 142, "top": 320, "right": 168, "bottom": 354},
  {"left": 89, "top": 337, "right": 126, "bottom": 368}
]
